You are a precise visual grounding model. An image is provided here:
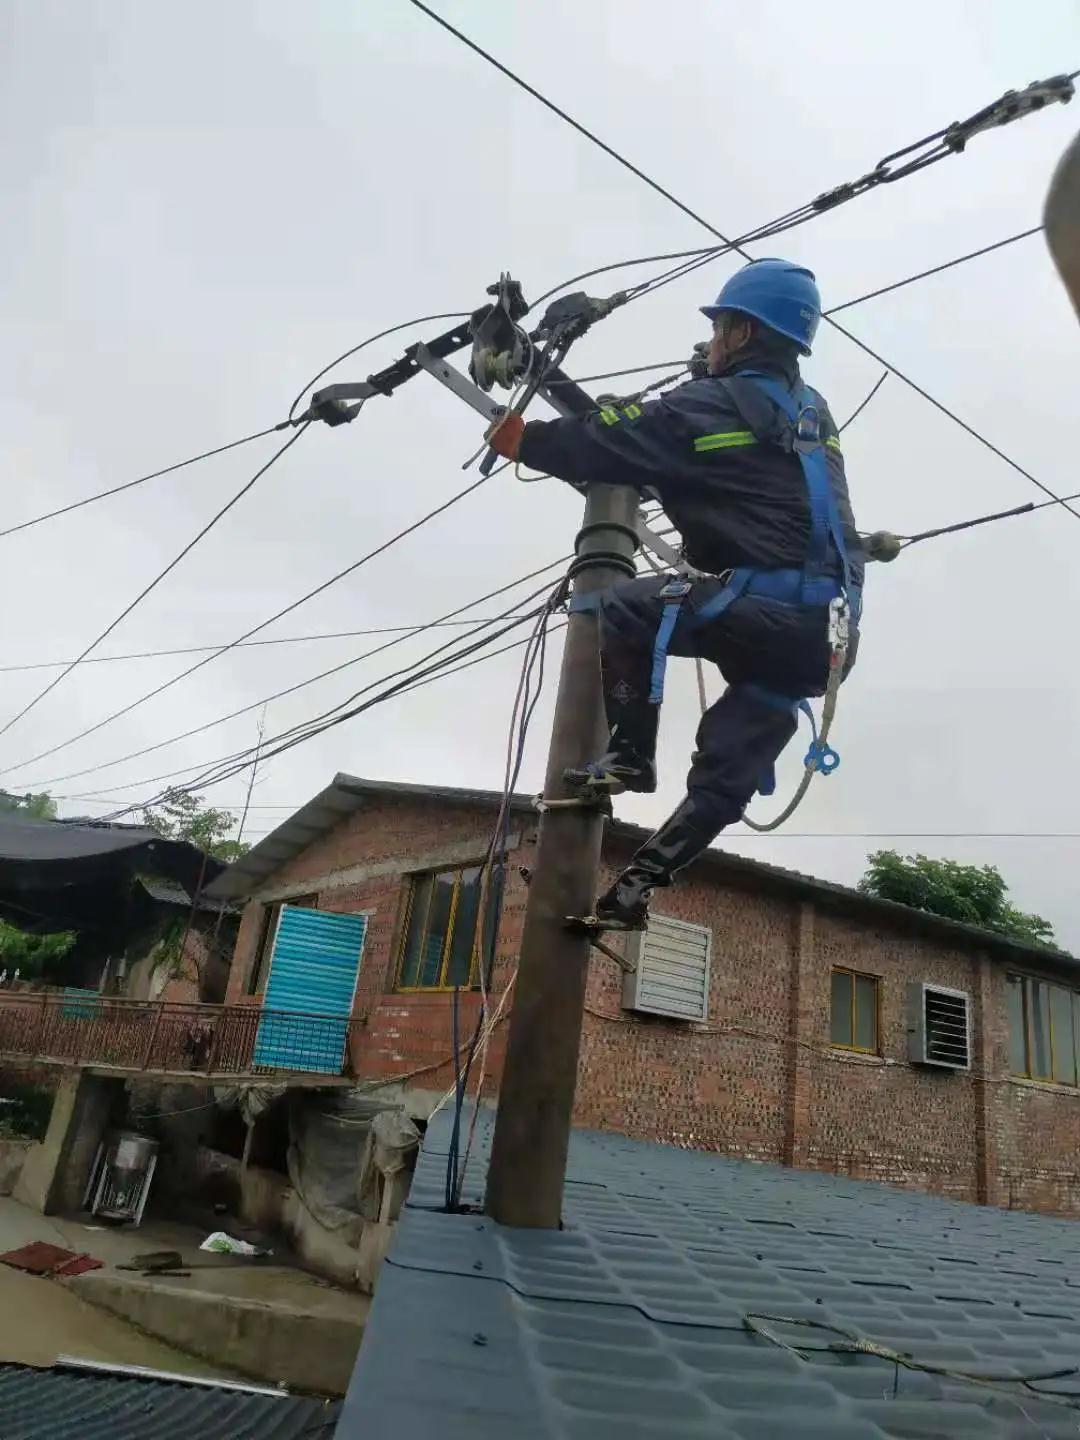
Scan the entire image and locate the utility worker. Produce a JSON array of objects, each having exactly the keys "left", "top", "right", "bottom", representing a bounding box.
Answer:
[{"left": 486, "top": 258, "right": 864, "bottom": 930}]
